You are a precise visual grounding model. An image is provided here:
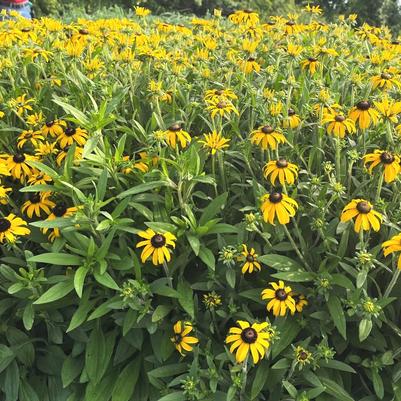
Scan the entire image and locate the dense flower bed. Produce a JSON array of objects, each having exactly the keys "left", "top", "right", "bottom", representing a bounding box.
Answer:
[{"left": 0, "top": 5, "right": 400, "bottom": 401}]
